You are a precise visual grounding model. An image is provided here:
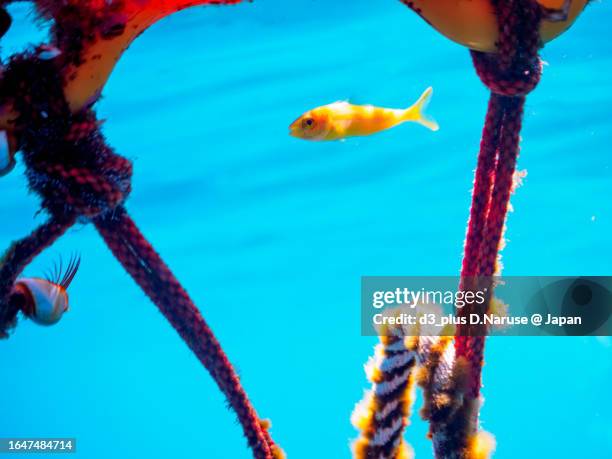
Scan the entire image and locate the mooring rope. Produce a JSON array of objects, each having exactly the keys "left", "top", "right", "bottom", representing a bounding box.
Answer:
[
  {"left": 455, "top": 0, "right": 543, "bottom": 401},
  {"left": 395, "top": 3, "right": 547, "bottom": 456},
  {"left": 94, "top": 207, "right": 279, "bottom": 459},
  {"left": 0, "top": 51, "right": 278, "bottom": 459}
]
